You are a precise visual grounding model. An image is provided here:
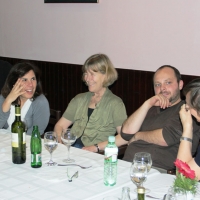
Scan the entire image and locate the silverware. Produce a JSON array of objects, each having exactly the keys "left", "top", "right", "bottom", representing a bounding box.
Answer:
[
  {"left": 58, "top": 164, "right": 92, "bottom": 169},
  {"left": 68, "top": 171, "right": 78, "bottom": 182}
]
